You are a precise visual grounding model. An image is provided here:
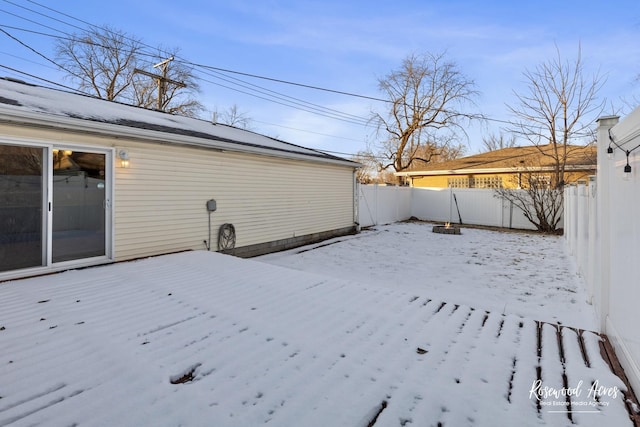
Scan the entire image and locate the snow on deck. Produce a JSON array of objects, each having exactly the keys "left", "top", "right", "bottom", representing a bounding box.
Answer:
[{"left": 0, "top": 251, "right": 634, "bottom": 426}]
